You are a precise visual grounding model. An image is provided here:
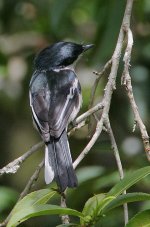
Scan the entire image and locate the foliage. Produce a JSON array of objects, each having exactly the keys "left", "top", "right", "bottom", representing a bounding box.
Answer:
[
  {"left": 8, "top": 167, "right": 150, "bottom": 226},
  {"left": 126, "top": 210, "right": 150, "bottom": 227},
  {"left": 0, "top": 0, "right": 150, "bottom": 226}
]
